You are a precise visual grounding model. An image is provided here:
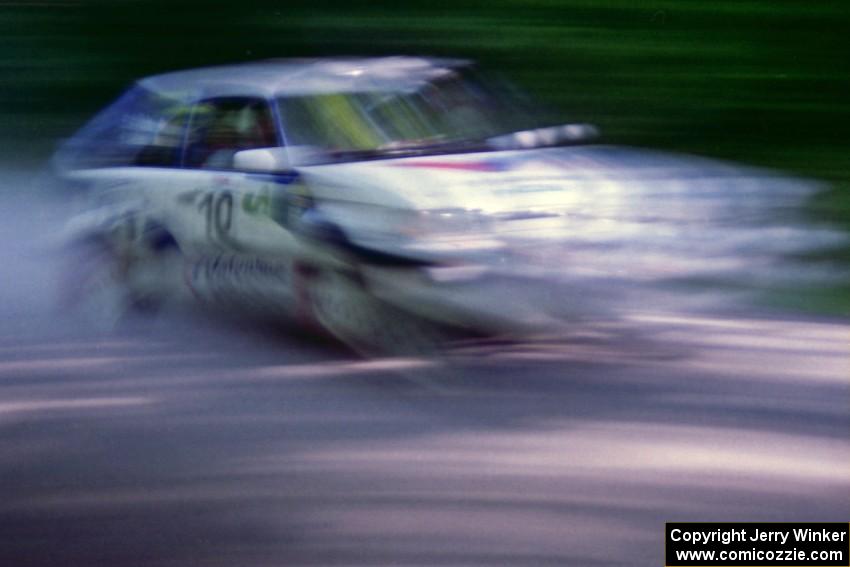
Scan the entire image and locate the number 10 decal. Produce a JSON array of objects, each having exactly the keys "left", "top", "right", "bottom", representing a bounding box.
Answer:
[{"left": 198, "top": 191, "right": 233, "bottom": 240}]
